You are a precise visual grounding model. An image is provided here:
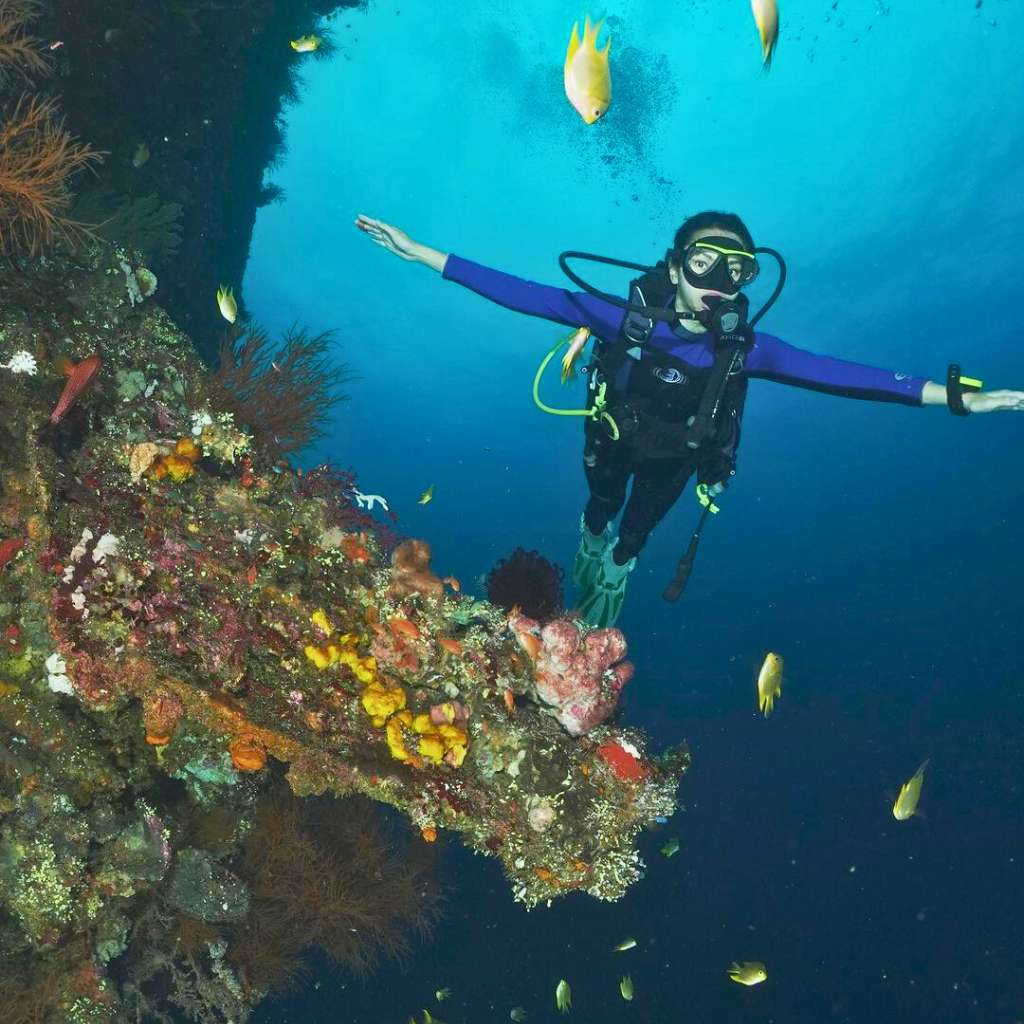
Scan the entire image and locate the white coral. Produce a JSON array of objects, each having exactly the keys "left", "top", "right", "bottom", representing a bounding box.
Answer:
[
  {"left": 45, "top": 653, "right": 73, "bottom": 695},
  {"left": 0, "top": 350, "right": 38, "bottom": 375}
]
